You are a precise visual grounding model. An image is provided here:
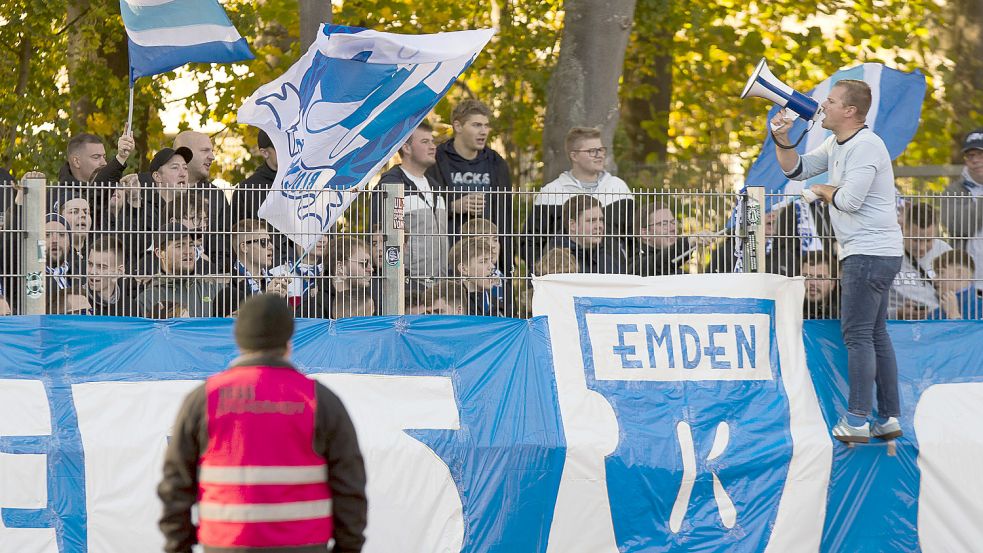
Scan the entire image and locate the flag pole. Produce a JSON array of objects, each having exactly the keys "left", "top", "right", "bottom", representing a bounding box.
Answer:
[{"left": 126, "top": 84, "right": 135, "bottom": 135}]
